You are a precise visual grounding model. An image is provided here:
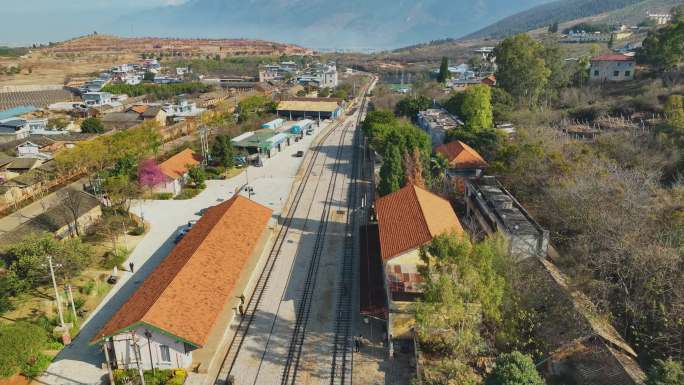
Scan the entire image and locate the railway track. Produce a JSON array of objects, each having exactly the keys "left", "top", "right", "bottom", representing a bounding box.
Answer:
[
  {"left": 280, "top": 119, "right": 353, "bottom": 385},
  {"left": 329, "top": 89, "right": 370, "bottom": 385},
  {"left": 213, "top": 115, "right": 352, "bottom": 385},
  {"left": 213, "top": 81, "right": 373, "bottom": 385}
]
